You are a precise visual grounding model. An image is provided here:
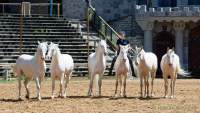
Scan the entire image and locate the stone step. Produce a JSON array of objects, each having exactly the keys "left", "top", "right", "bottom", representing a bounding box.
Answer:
[
  {"left": 0, "top": 32, "right": 81, "bottom": 35},
  {"left": 0, "top": 29, "right": 77, "bottom": 33},
  {"left": 0, "top": 41, "right": 87, "bottom": 45},
  {"left": 0, "top": 36, "right": 82, "bottom": 39},
  {"left": 0, "top": 34, "right": 81, "bottom": 37},
  {"left": 0, "top": 18, "right": 70, "bottom": 23},
  {"left": 0, "top": 25, "right": 75, "bottom": 29}
]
